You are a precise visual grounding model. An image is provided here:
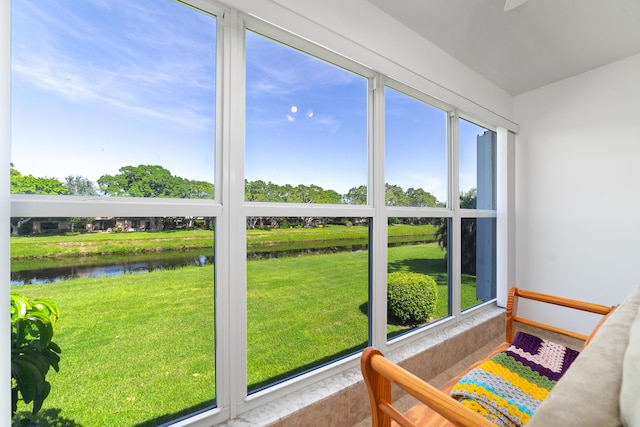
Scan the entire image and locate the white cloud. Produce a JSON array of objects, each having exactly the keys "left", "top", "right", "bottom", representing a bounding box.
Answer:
[{"left": 11, "top": 0, "right": 217, "bottom": 131}]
